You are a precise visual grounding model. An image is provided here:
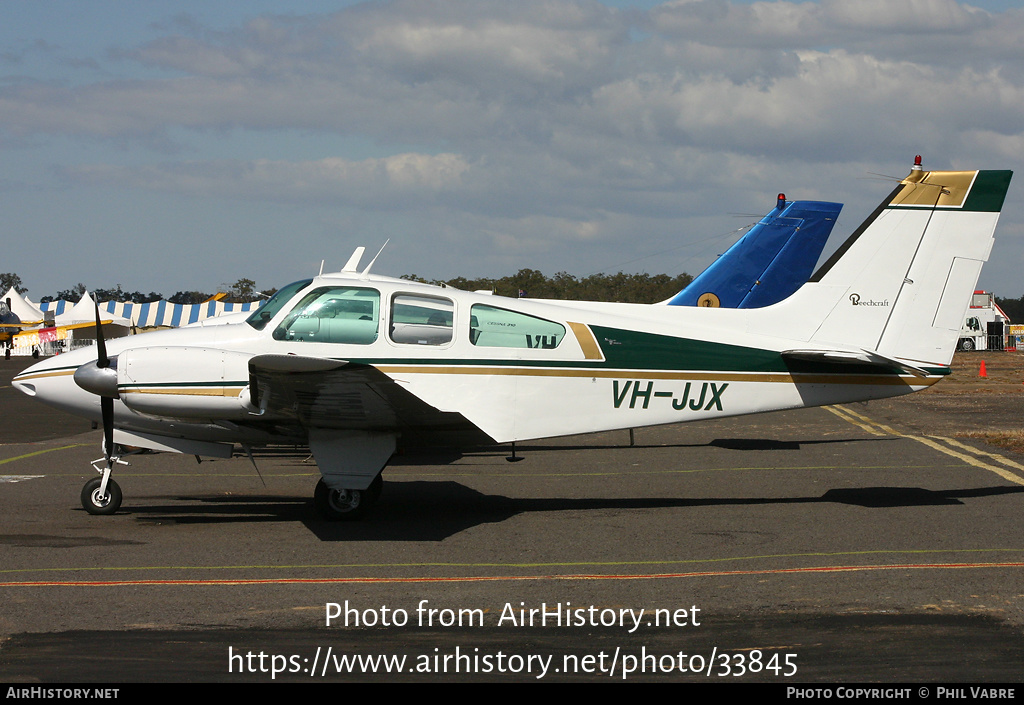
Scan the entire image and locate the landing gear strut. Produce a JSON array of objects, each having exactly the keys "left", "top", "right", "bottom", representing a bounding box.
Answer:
[{"left": 314, "top": 474, "right": 383, "bottom": 521}]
